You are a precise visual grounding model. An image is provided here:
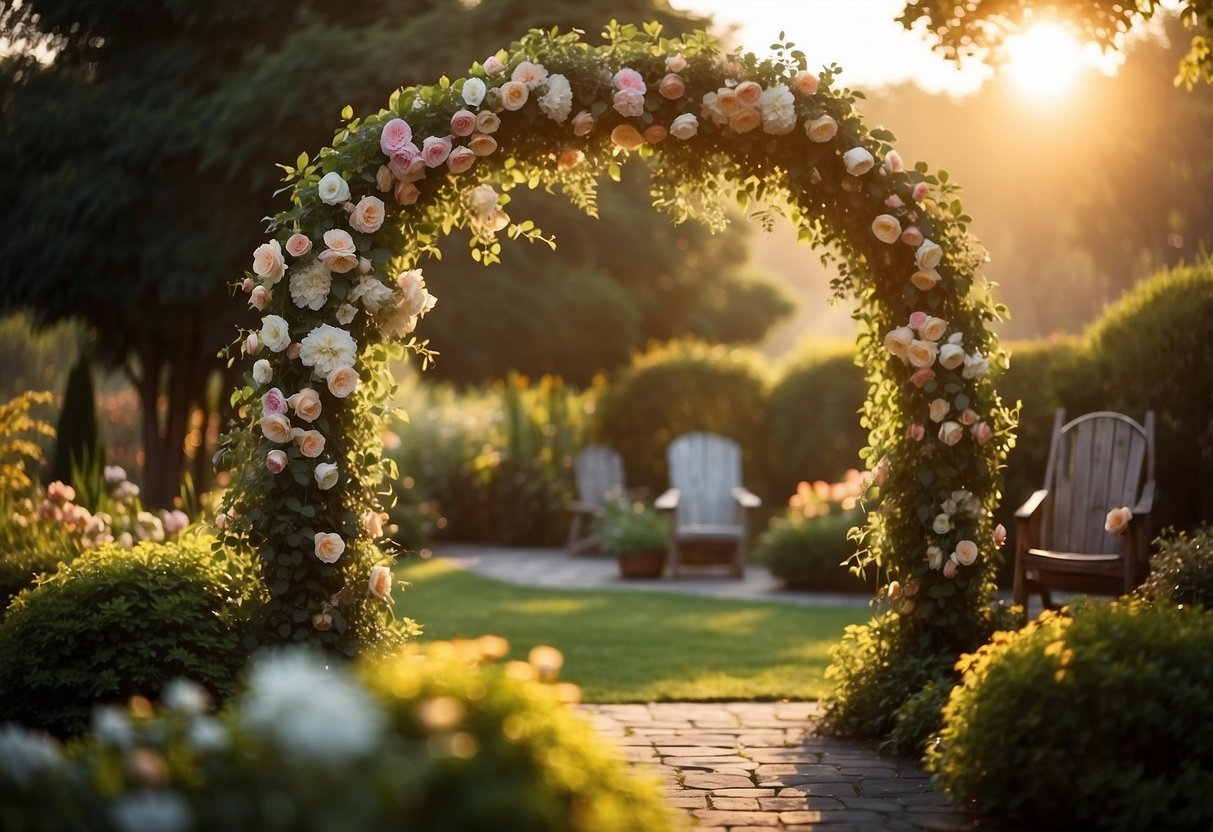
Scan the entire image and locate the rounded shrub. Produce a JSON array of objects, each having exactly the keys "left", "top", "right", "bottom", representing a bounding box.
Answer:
[
  {"left": 755, "top": 509, "right": 869, "bottom": 592},
  {"left": 928, "top": 601, "right": 1213, "bottom": 830},
  {"left": 763, "top": 343, "right": 867, "bottom": 498},
  {"left": 1136, "top": 525, "right": 1213, "bottom": 609},
  {"left": 0, "top": 535, "right": 259, "bottom": 737},
  {"left": 592, "top": 339, "right": 768, "bottom": 493}
]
